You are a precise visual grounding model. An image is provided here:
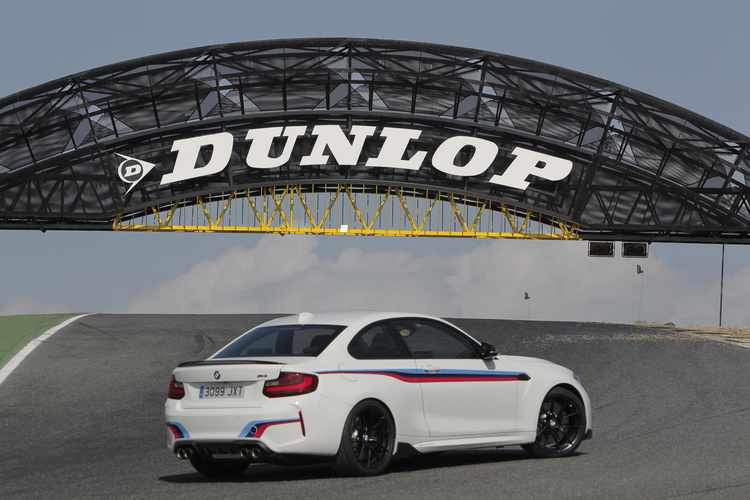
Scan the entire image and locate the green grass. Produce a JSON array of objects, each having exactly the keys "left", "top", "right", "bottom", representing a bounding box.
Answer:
[{"left": 0, "top": 314, "right": 73, "bottom": 368}]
